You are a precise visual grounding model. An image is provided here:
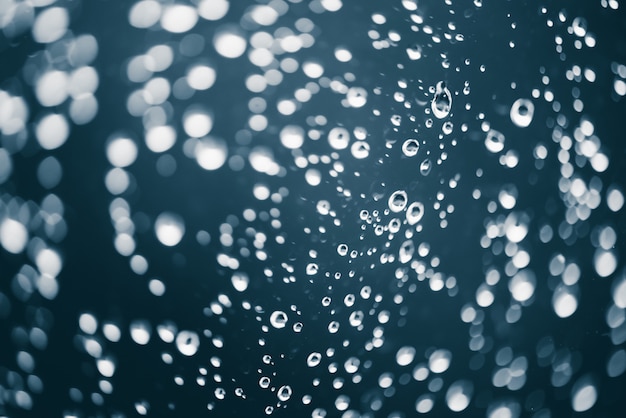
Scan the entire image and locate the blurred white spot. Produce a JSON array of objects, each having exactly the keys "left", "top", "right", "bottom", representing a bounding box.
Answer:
[
  {"left": 69, "top": 34, "right": 99, "bottom": 67},
  {"left": 445, "top": 380, "right": 473, "bottom": 412},
  {"left": 510, "top": 98, "right": 534, "bottom": 128},
  {"left": 321, "top": 0, "right": 343, "bottom": 12},
  {"left": 328, "top": 127, "right": 350, "bottom": 150},
  {"left": 129, "top": 0, "right": 162, "bottom": 28},
  {"left": 176, "top": 330, "right": 200, "bottom": 356},
  {"left": 346, "top": 87, "right": 367, "bottom": 108},
  {"left": 155, "top": 212, "right": 185, "bottom": 247},
  {"left": 571, "top": 378, "right": 597, "bottom": 412},
  {"left": 594, "top": 250, "right": 617, "bottom": 277},
  {"left": 614, "top": 278, "right": 626, "bottom": 308},
  {"left": 161, "top": 5, "right": 198, "bottom": 33},
  {"left": 249, "top": 147, "right": 280, "bottom": 175},
  {"left": 231, "top": 272, "right": 249, "bottom": 292},
  {"left": 485, "top": 129, "right": 505, "bottom": 153},
  {"left": 69, "top": 94, "right": 98, "bottom": 125},
  {"left": 105, "top": 168, "right": 130, "bottom": 195},
  {"left": 280, "top": 125, "right": 305, "bottom": 149},
  {"left": 396, "top": 346, "right": 416, "bottom": 366},
  {"left": 103, "top": 323, "right": 121, "bottom": 342},
  {"left": 607, "top": 349, "right": 626, "bottom": 377},
  {"left": 146, "top": 125, "right": 176, "bottom": 153},
  {"left": 0, "top": 218, "right": 28, "bottom": 254},
  {"left": 130, "top": 321, "right": 151, "bottom": 345},
  {"left": 37, "top": 273, "right": 58, "bottom": 300},
  {"left": 79, "top": 313, "right": 98, "bottom": 334},
  {"left": 183, "top": 110, "right": 213, "bottom": 137},
  {"left": 552, "top": 286, "right": 578, "bottom": 318},
  {"left": 429, "top": 349, "right": 452, "bottom": 373},
  {"left": 68, "top": 67, "right": 99, "bottom": 98},
  {"left": 607, "top": 187, "right": 624, "bottom": 212},
  {"left": 187, "top": 65, "right": 216, "bottom": 90},
  {"left": 303, "top": 61, "right": 324, "bottom": 78},
  {"left": 144, "top": 77, "right": 170, "bottom": 105},
  {"left": 36, "top": 71, "right": 69, "bottom": 107},
  {"left": 130, "top": 255, "right": 148, "bottom": 275},
  {"left": 198, "top": 0, "right": 230, "bottom": 21},
  {"left": 509, "top": 270, "right": 536, "bottom": 302},
  {"left": 416, "top": 395, "right": 434, "bottom": 413},
  {"left": 107, "top": 137, "right": 138, "bottom": 168},
  {"left": 250, "top": 5, "right": 278, "bottom": 26},
  {"left": 335, "top": 47, "right": 352, "bottom": 62},
  {"left": 35, "top": 248, "right": 62, "bottom": 277},
  {"left": 214, "top": 27, "right": 247, "bottom": 58},
  {"left": 148, "top": 279, "right": 165, "bottom": 296},
  {"left": 195, "top": 138, "right": 227, "bottom": 170},
  {"left": 146, "top": 45, "right": 174, "bottom": 72},
  {"left": 305, "top": 168, "right": 322, "bottom": 186},
  {"left": 32, "top": 7, "right": 68, "bottom": 43},
  {"left": 97, "top": 358, "right": 116, "bottom": 377}
]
